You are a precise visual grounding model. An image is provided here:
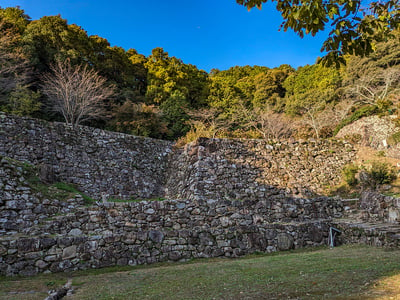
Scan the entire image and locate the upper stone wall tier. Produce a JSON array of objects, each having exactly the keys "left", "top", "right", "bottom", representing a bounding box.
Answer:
[
  {"left": 0, "top": 113, "right": 174, "bottom": 200},
  {"left": 166, "top": 138, "right": 356, "bottom": 201},
  {"left": 0, "top": 113, "right": 356, "bottom": 201}
]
